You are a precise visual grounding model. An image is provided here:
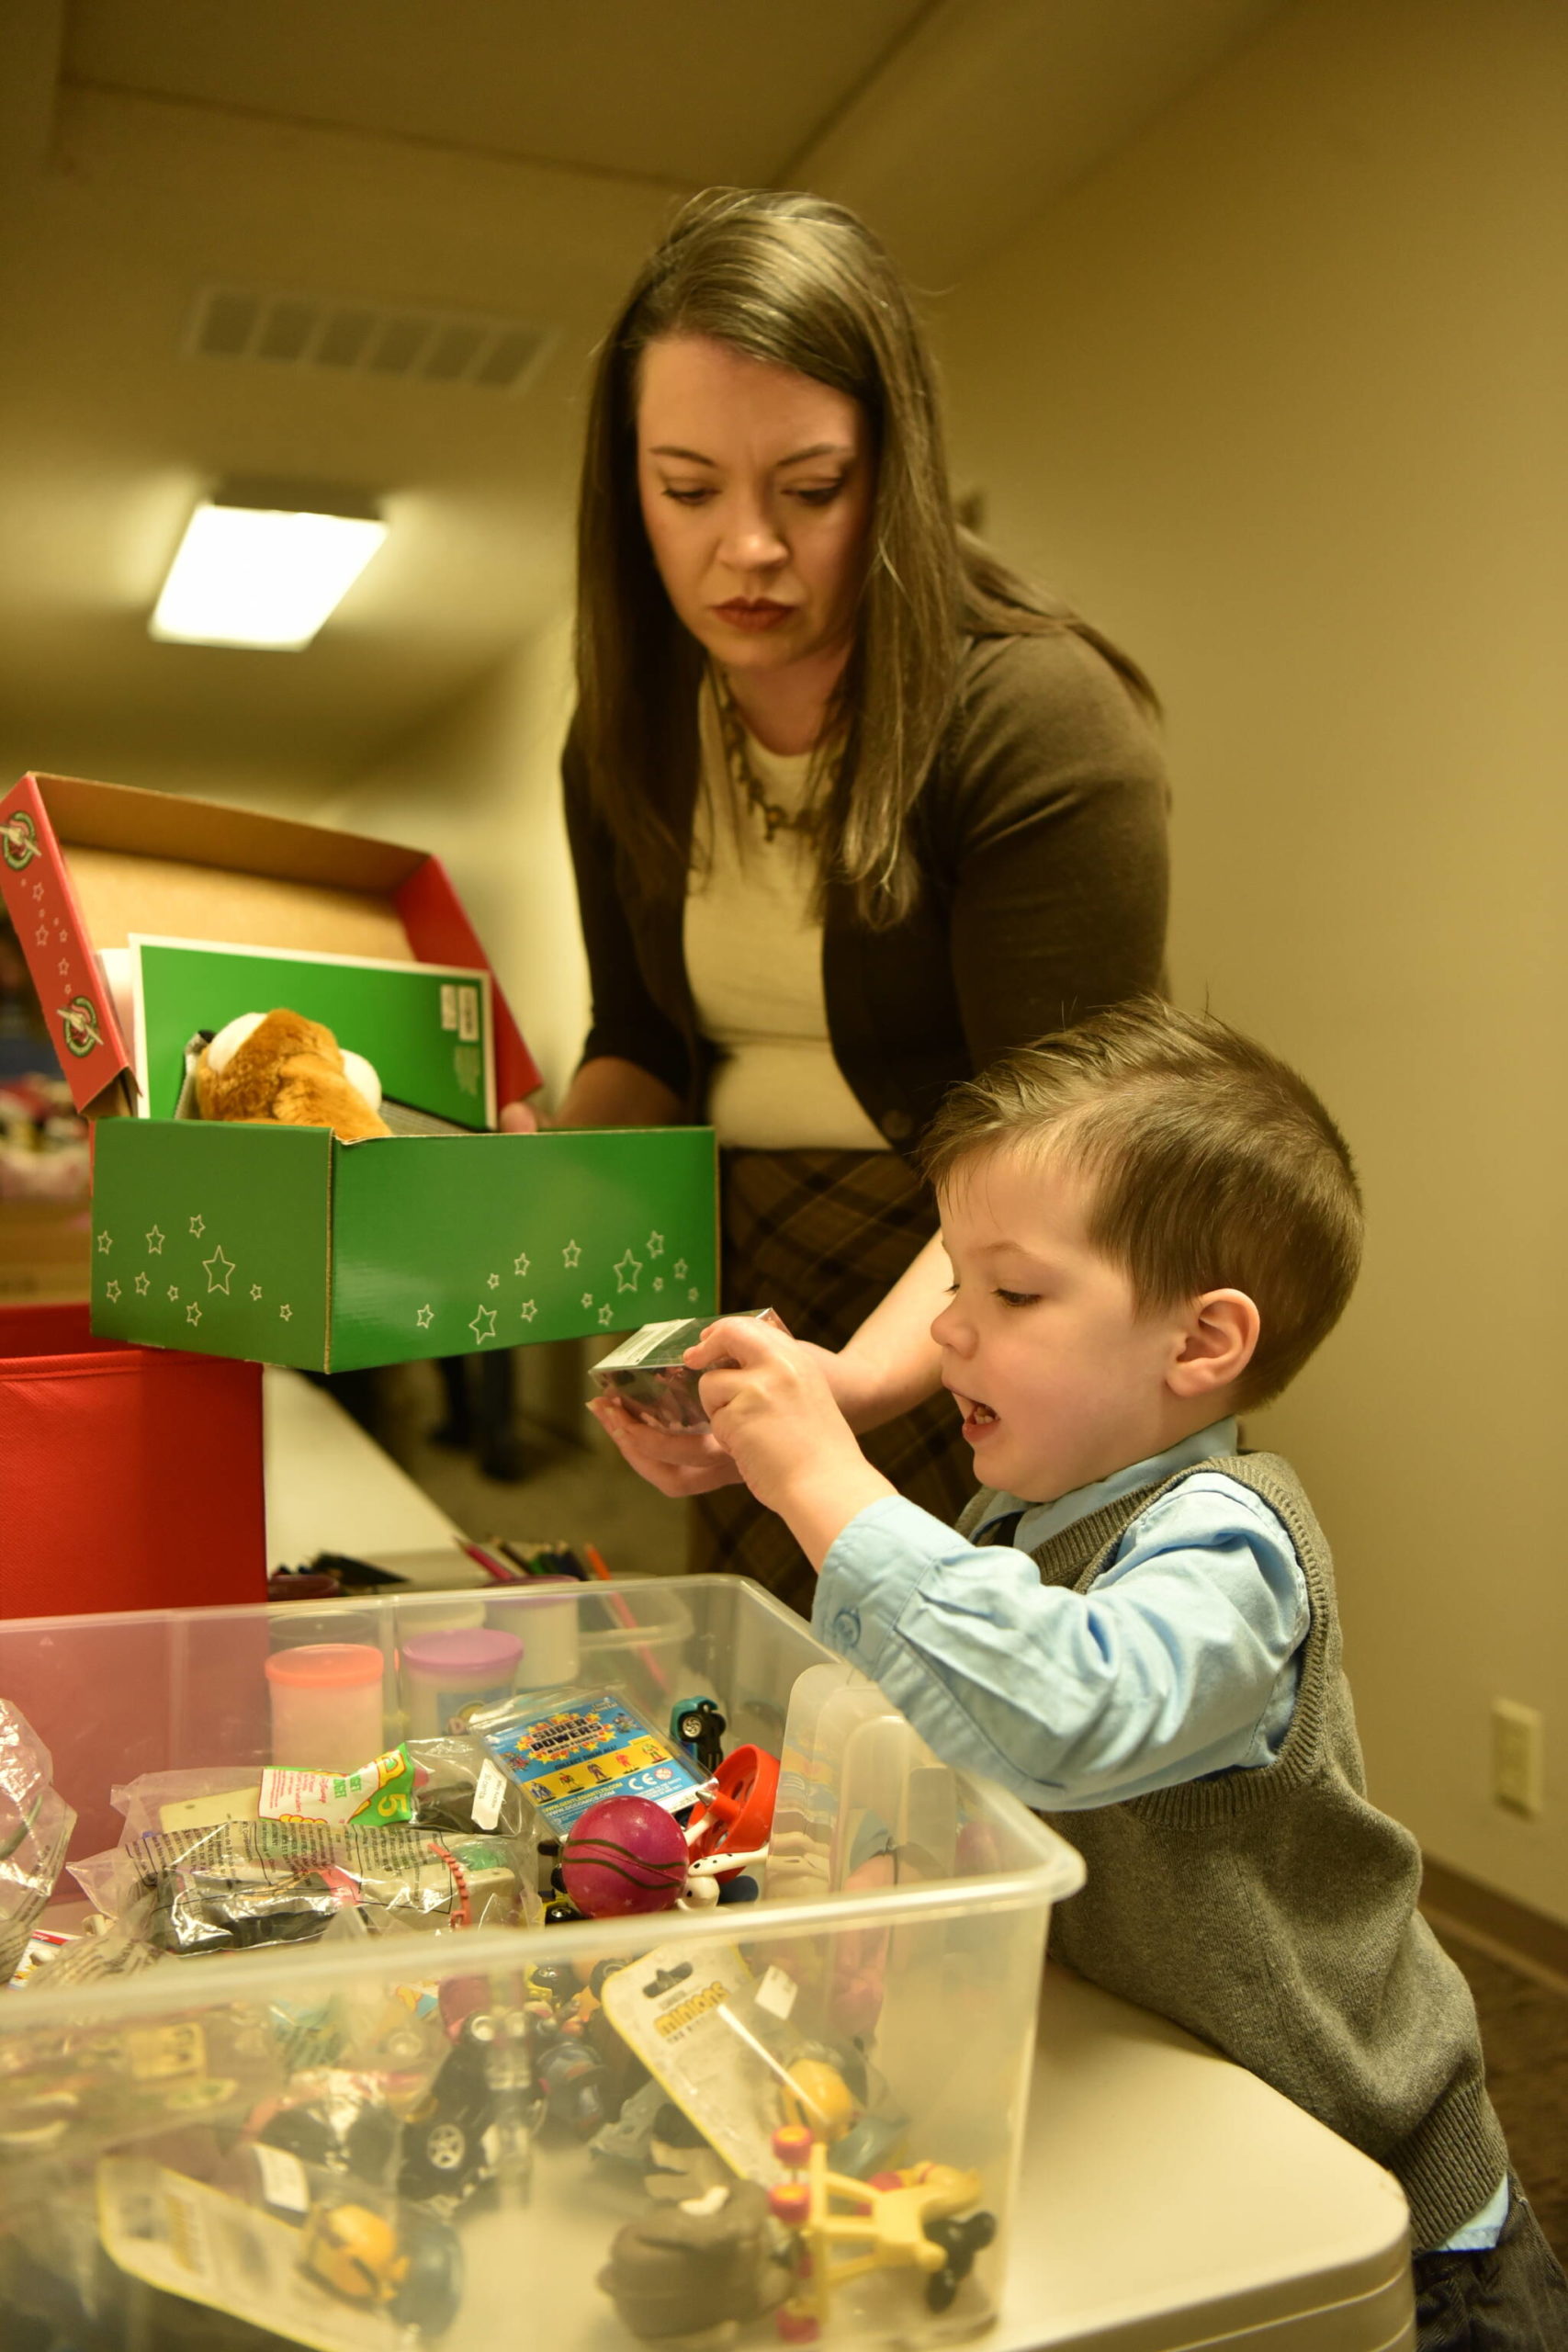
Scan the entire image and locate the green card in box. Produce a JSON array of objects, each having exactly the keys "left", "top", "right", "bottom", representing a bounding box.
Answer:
[
  {"left": 130, "top": 935, "right": 498, "bottom": 1126},
  {"left": 90, "top": 1118, "right": 717, "bottom": 1372}
]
